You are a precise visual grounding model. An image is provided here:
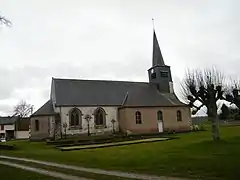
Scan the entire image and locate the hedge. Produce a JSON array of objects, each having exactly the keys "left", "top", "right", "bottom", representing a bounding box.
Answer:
[{"left": 0, "top": 144, "right": 16, "bottom": 150}]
